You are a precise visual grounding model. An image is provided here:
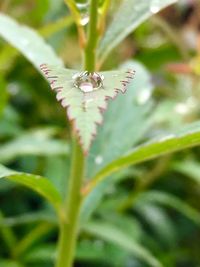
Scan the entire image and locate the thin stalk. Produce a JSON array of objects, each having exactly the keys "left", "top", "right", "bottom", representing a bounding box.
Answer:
[
  {"left": 64, "top": 0, "right": 86, "bottom": 48},
  {"left": 56, "top": 137, "right": 85, "bottom": 267},
  {"left": 84, "top": 0, "right": 99, "bottom": 70},
  {"left": 98, "top": 0, "right": 111, "bottom": 35},
  {"left": 56, "top": 1, "right": 100, "bottom": 266}
]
